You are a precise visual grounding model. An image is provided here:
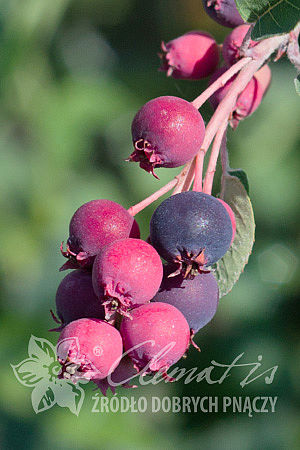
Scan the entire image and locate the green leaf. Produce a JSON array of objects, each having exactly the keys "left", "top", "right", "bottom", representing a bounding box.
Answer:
[
  {"left": 235, "top": 0, "right": 300, "bottom": 41},
  {"left": 294, "top": 75, "right": 300, "bottom": 95},
  {"left": 215, "top": 175, "right": 255, "bottom": 298},
  {"left": 227, "top": 168, "right": 250, "bottom": 194}
]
